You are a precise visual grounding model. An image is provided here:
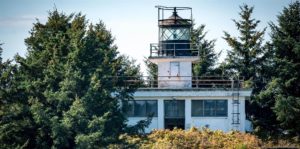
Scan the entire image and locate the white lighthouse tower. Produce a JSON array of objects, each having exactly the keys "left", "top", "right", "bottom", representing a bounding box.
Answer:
[{"left": 150, "top": 6, "right": 198, "bottom": 88}]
